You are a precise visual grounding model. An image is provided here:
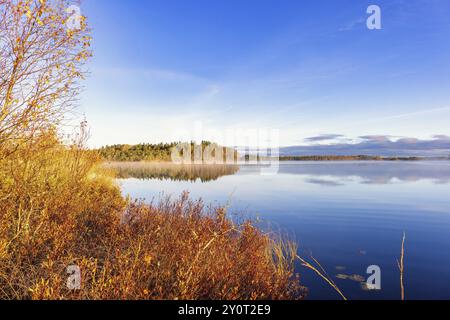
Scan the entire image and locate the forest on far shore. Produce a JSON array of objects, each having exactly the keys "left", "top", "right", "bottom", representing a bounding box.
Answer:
[{"left": 97, "top": 142, "right": 238, "bottom": 162}]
